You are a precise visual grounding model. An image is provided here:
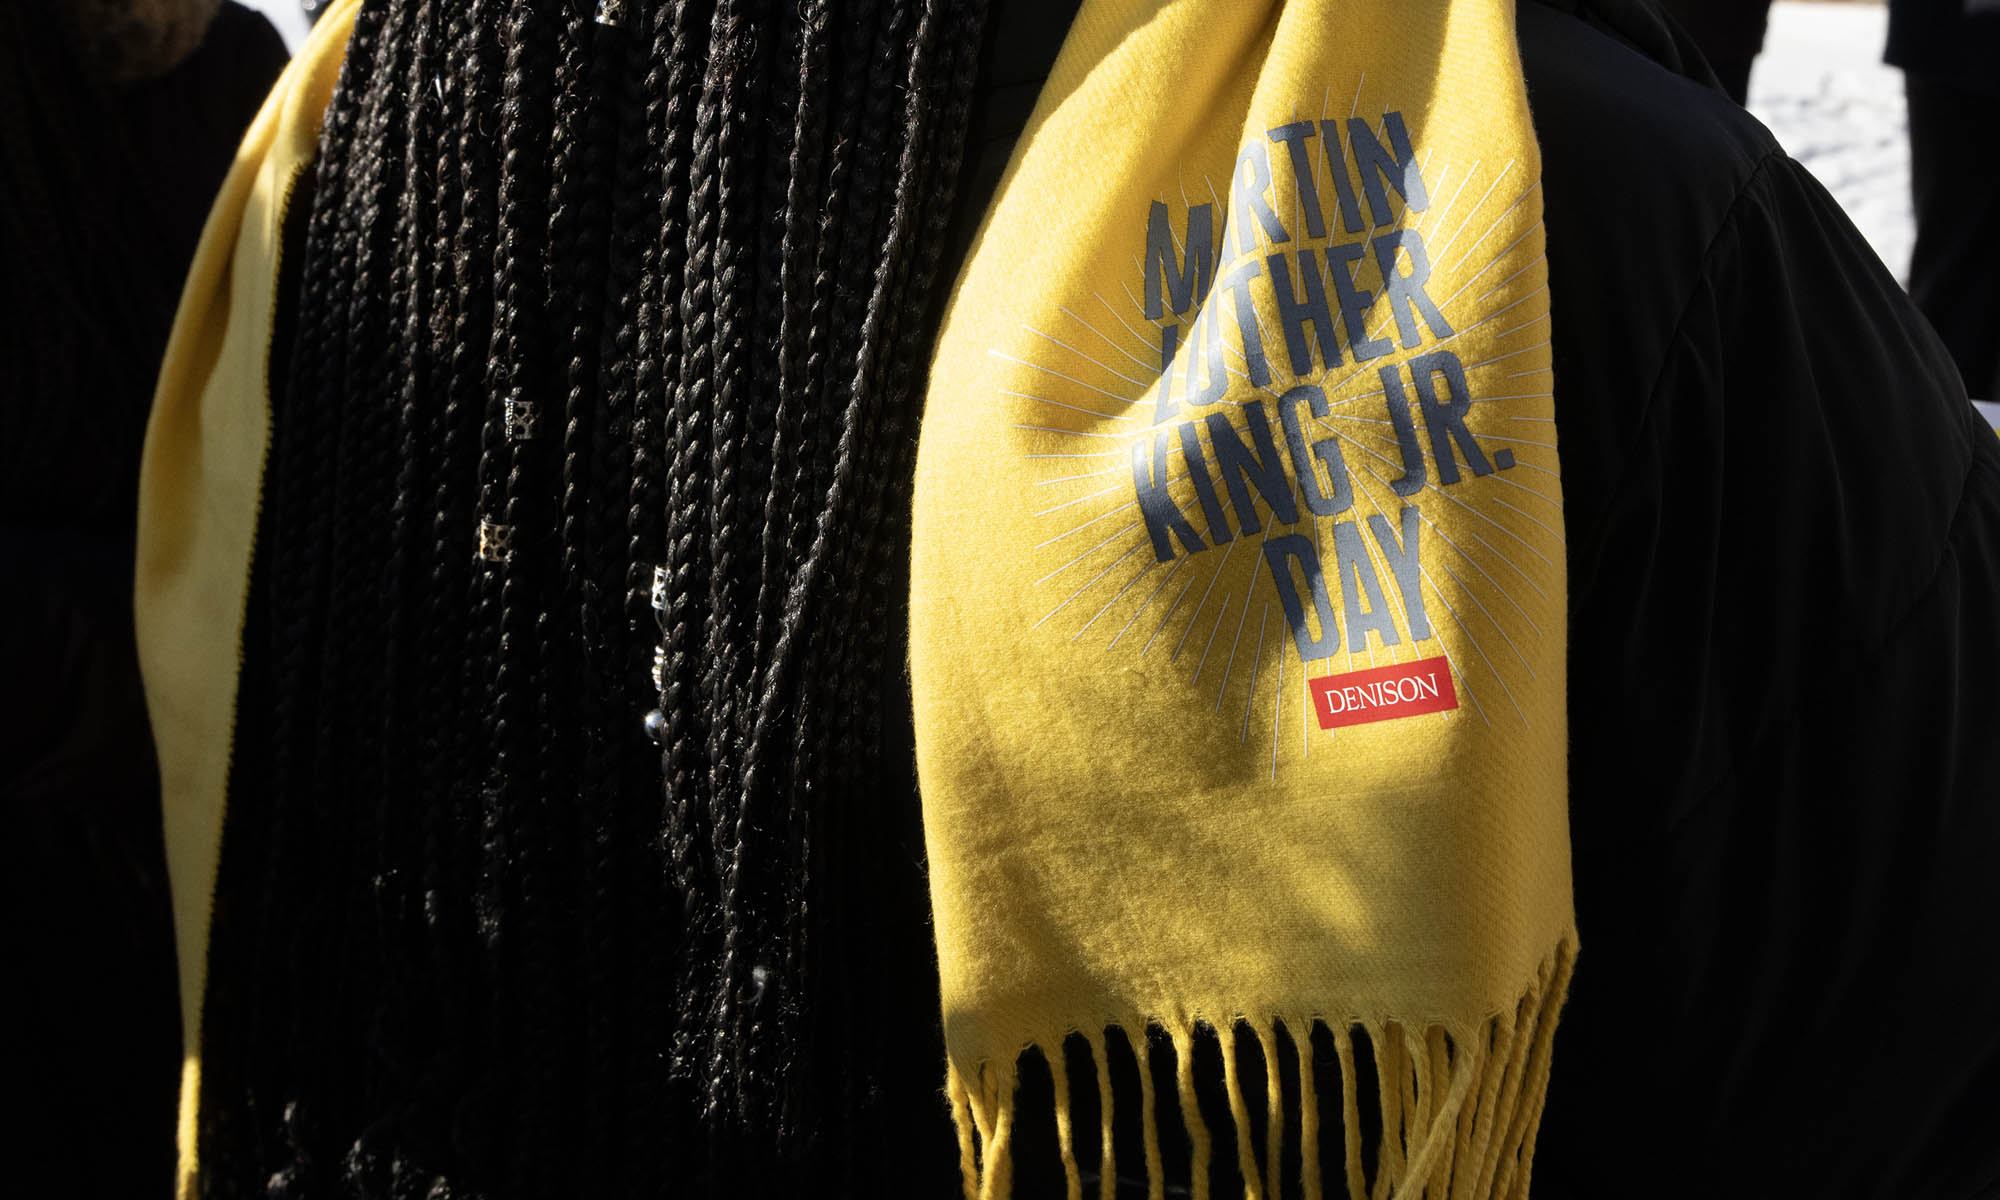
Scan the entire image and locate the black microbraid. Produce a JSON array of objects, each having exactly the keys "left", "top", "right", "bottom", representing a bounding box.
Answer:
[
  {"left": 246, "top": 0, "right": 386, "bottom": 1186},
  {"left": 197, "top": 0, "right": 995, "bottom": 1192},
  {"left": 488, "top": 0, "right": 571, "bottom": 1187},
  {"left": 371, "top": 0, "right": 458, "bottom": 1185},
  {"left": 547, "top": 3, "right": 622, "bottom": 1188},
  {"left": 650, "top": 1, "right": 721, "bottom": 1126},
  {"left": 698, "top": 0, "right": 774, "bottom": 1126}
]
